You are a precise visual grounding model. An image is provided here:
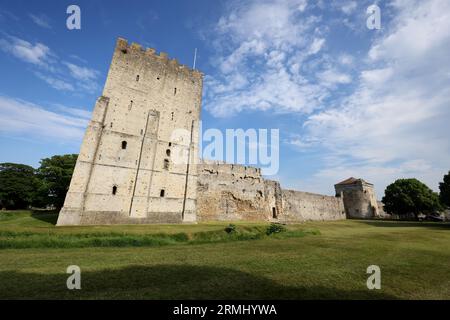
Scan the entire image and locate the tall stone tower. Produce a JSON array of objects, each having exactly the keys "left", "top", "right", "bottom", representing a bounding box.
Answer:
[
  {"left": 57, "top": 38, "right": 203, "bottom": 226},
  {"left": 334, "top": 177, "right": 379, "bottom": 219}
]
